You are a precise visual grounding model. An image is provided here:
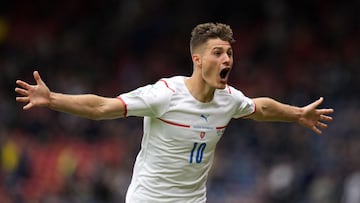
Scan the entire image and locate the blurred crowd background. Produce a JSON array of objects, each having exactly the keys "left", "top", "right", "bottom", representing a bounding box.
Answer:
[{"left": 0, "top": 0, "right": 359, "bottom": 202}]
